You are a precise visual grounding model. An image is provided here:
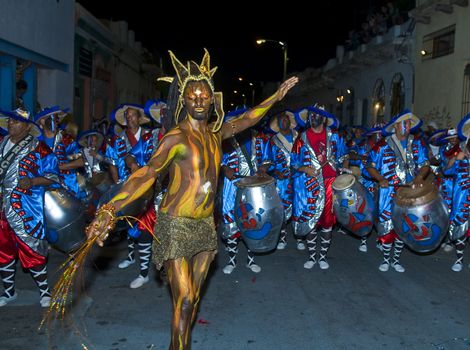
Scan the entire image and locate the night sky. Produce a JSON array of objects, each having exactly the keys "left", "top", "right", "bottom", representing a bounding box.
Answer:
[{"left": 78, "top": 0, "right": 377, "bottom": 105}]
